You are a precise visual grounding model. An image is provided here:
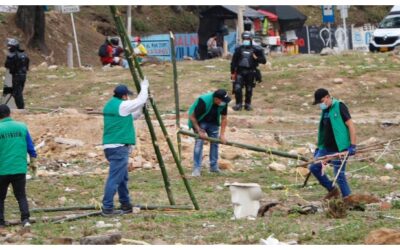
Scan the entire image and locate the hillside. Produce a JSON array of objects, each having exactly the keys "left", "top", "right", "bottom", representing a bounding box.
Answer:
[
  {"left": 1, "top": 49, "right": 400, "bottom": 245},
  {"left": 0, "top": 5, "right": 393, "bottom": 66}
]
